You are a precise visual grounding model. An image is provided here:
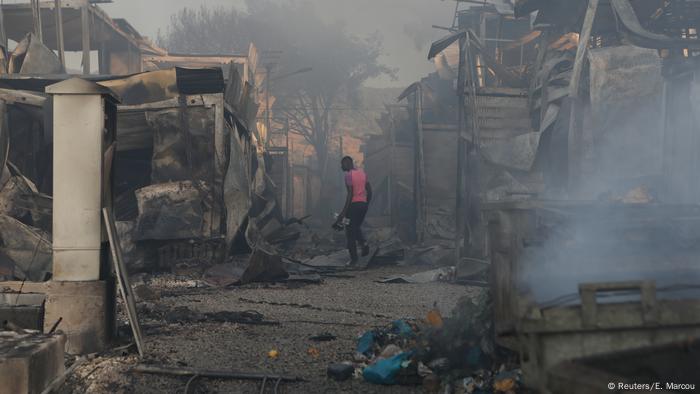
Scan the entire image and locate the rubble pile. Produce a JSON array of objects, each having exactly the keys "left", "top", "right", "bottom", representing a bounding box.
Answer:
[{"left": 328, "top": 290, "right": 525, "bottom": 393}]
